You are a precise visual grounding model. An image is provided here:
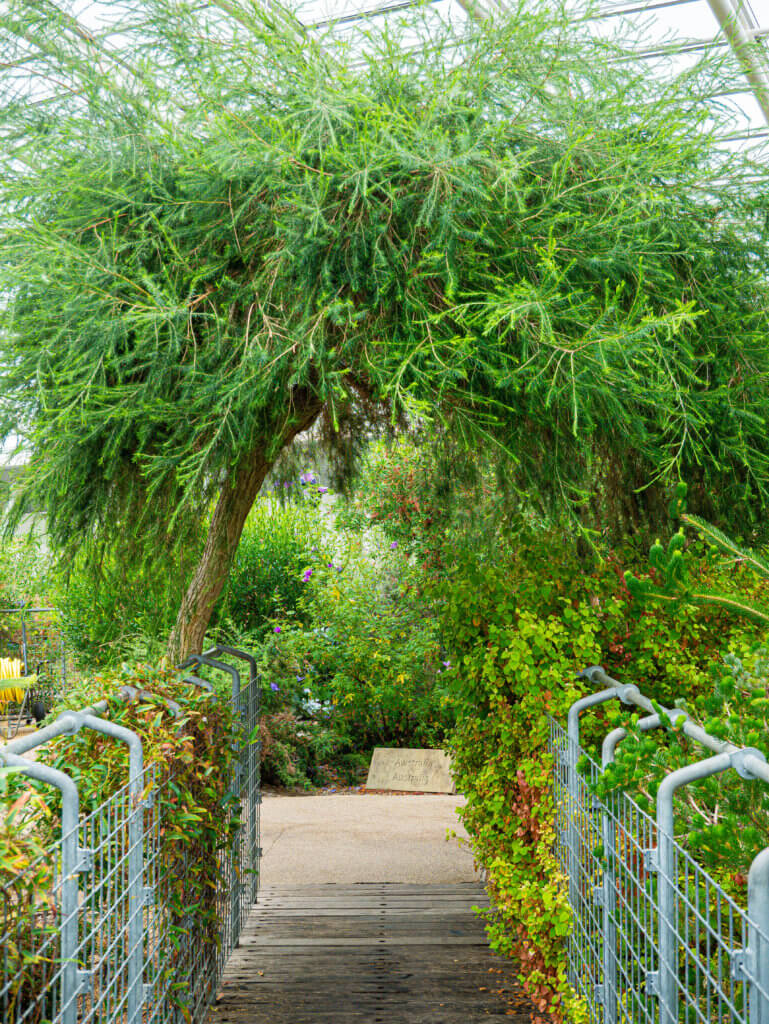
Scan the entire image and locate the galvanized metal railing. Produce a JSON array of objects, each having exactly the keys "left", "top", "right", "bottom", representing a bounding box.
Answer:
[
  {"left": 0, "top": 644, "right": 261, "bottom": 1024},
  {"left": 552, "top": 665, "right": 769, "bottom": 1024}
]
